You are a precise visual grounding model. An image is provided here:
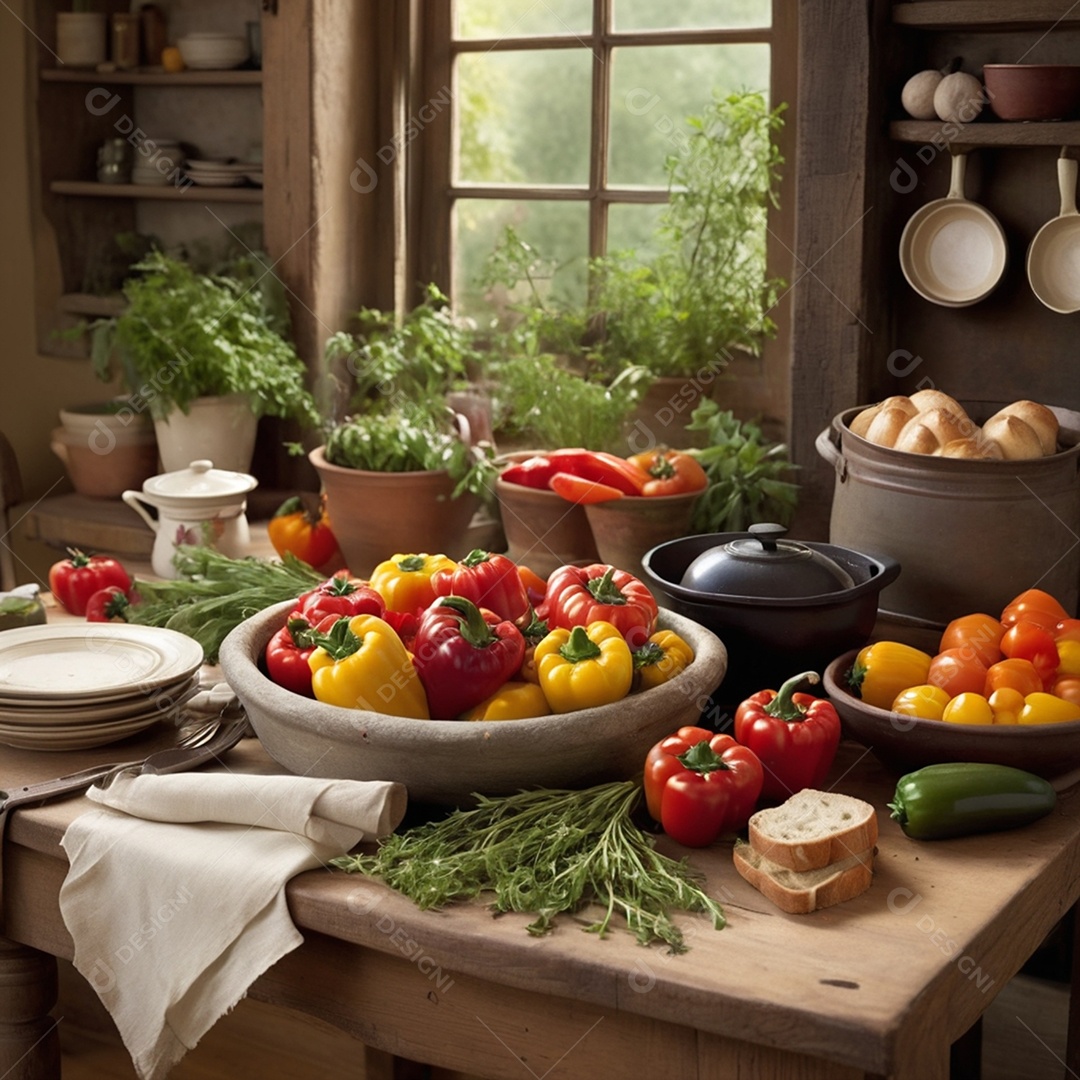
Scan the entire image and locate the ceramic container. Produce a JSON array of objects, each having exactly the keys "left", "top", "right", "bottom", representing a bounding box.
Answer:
[{"left": 122, "top": 459, "right": 257, "bottom": 578}]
